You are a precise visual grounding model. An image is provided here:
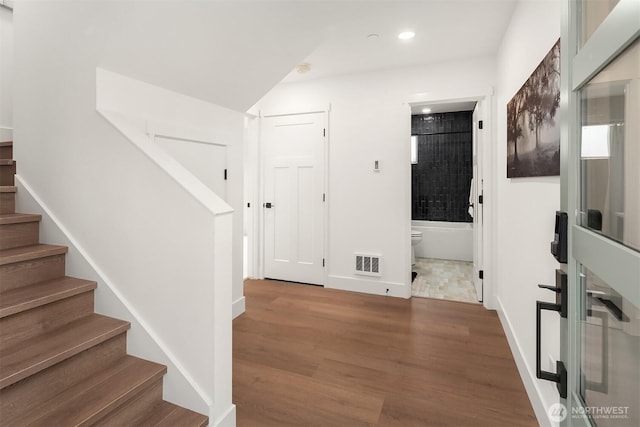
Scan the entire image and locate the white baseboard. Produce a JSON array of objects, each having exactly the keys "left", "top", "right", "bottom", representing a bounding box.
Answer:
[
  {"left": 232, "top": 296, "right": 245, "bottom": 319},
  {"left": 327, "top": 275, "right": 407, "bottom": 298},
  {"left": 496, "top": 296, "right": 553, "bottom": 427},
  {"left": 213, "top": 404, "right": 236, "bottom": 427}
]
